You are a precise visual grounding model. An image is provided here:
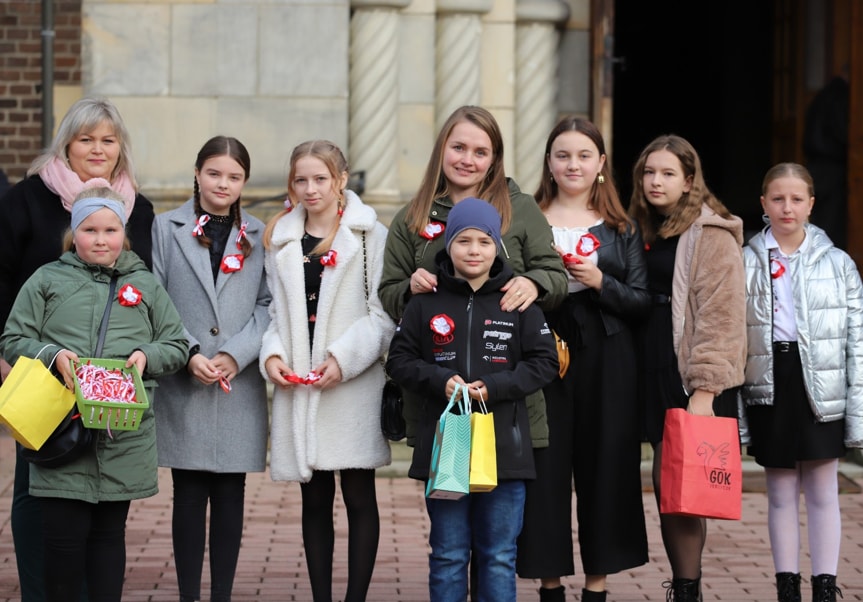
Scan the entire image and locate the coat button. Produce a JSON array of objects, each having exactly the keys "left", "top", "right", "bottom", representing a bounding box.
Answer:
[{"left": 210, "top": 327, "right": 219, "bottom": 336}]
